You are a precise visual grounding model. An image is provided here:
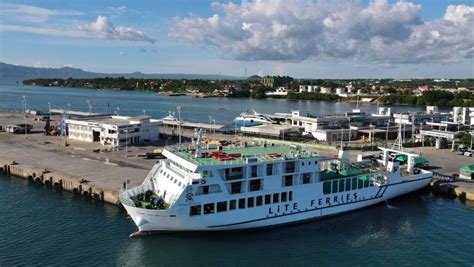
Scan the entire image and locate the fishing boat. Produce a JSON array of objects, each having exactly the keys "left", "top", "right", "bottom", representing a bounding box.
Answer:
[{"left": 119, "top": 130, "right": 432, "bottom": 235}]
